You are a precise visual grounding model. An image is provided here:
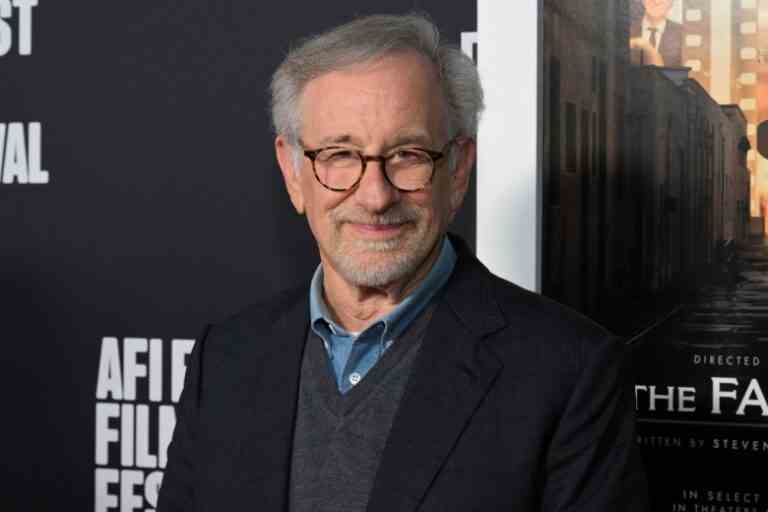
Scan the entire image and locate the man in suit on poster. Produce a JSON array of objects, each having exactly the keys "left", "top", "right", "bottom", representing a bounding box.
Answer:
[
  {"left": 630, "top": 0, "right": 683, "bottom": 67},
  {"left": 158, "top": 13, "right": 649, "bottom": 512}
]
